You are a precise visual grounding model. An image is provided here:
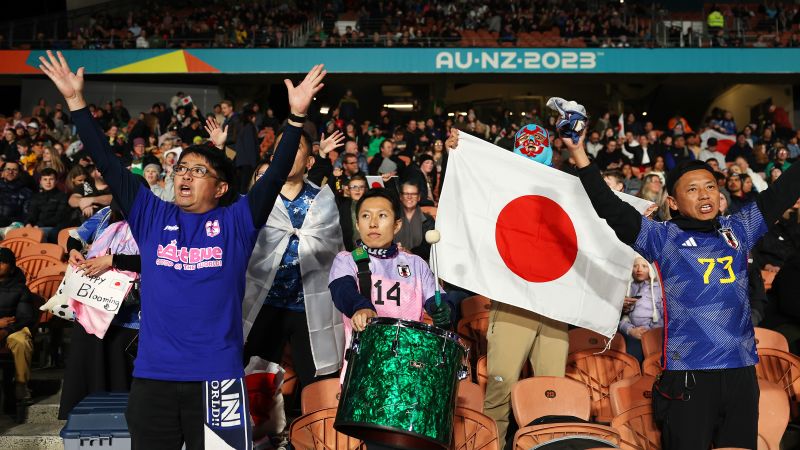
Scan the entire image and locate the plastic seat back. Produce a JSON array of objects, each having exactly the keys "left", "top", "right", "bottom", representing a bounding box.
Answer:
[
  {"left": 610, "top": 404, "right": 660, "bottom": 450},
  {"left": 609, "top": 375, "right": 656, "bottom": 417},
  {"left": 476, "top": 355, "right": 488, "bottom": 394},
  {"left": 460, "top": 295, "right": 491, "bottom": 318},
  {"left": 457, "top": 380, "right": 484, "bottom": 412},
  {"left": 15, "top": 255, "right": 62, "bottom": 282},
  {"left": 0, "top": 237, "right": 37, "bottom": 258},
  {"left": 21, "top": 243, "right": 65, "bottom": 260},
  {"left": 289, "top": 408, "right": 365, "bottom": 450},
  {"left": 513, "top": 423, "right": 621, "bottom": 450},
  {"left": 27, "top": 275, "right": 64, "bottom": 301},
  {"left": 642, "top": 353, "right": 662, "bottom": 377},
  {"left": 453, "top": 407, "right": 500, "bottom": 450},
  {"left": 758, "top": 379, "right": 790, "bottom": 450},
  {"left": 457, "top": 311, "right": 490, "bottom": 356},
  {"left": 566, "top": 349, "right": 641, "bottom": 423},
  {"left": 568, "top": 328, "right": 626, "bottom": 354},
  {"left": 511, "top": 376, "right": 591, "bottom": 427},
  {"left": 754, "top": 327, "right": 790, "bottom": 353},
  {"left": 58, "top": 227, "right": 76, "bottom": 251},
  {"left": 5, "top": 227, "right": 44, "bottom": 242},
  {"left": 37, "top": 263, "right": 67, "bottom": 279},
  {"left": 301, "top": 379, "right": 341, "bottom": 415},
  {"left": 754, "top": 348, "right": 800, "bottom": 403},
  {"left": 640, "top": 328, "right": 663, "bottom": 358}
]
